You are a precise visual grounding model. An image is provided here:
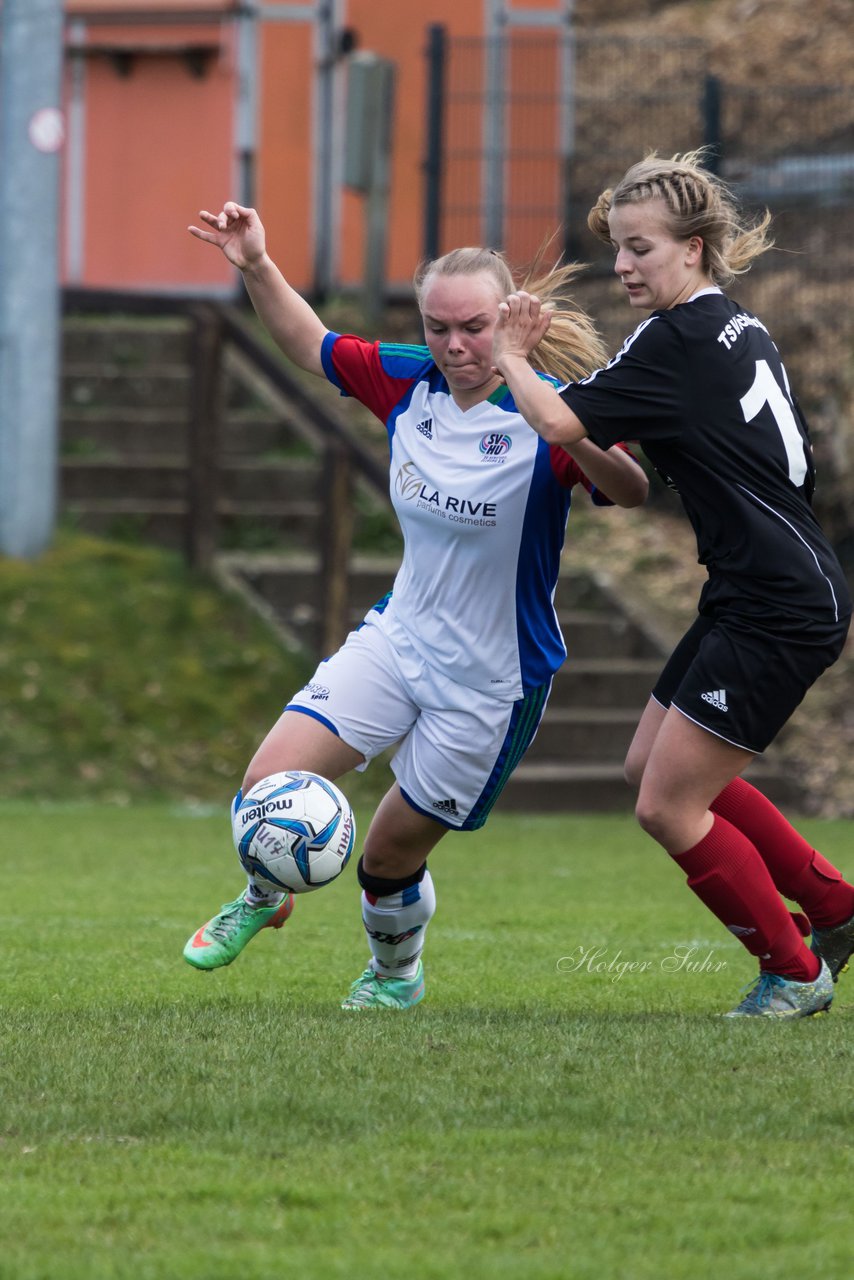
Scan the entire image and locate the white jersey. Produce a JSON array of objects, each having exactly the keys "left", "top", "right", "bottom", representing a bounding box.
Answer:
[{"left": 321, "top": 333, "right": 613, "bottom": 699}]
